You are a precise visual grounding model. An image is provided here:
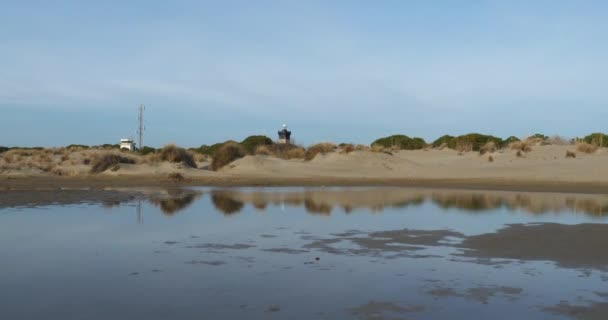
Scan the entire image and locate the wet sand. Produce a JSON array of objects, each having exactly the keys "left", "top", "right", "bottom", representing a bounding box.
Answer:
[{"left": 3, "top": 175, "right": 608, "bottom": 194}]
